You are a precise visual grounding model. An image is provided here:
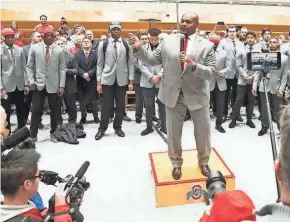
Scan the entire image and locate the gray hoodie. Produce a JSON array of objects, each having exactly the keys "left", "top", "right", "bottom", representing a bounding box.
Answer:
[{"left": 1, "top": 201, "right": 36, "bottom": 221}]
